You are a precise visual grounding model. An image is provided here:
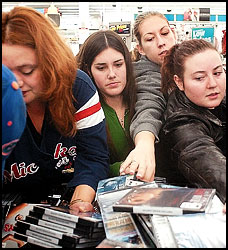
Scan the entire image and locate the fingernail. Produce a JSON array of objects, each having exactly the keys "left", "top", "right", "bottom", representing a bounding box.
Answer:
[{"left": 136, "top": 173, "right": 142, "bottom": 178}]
